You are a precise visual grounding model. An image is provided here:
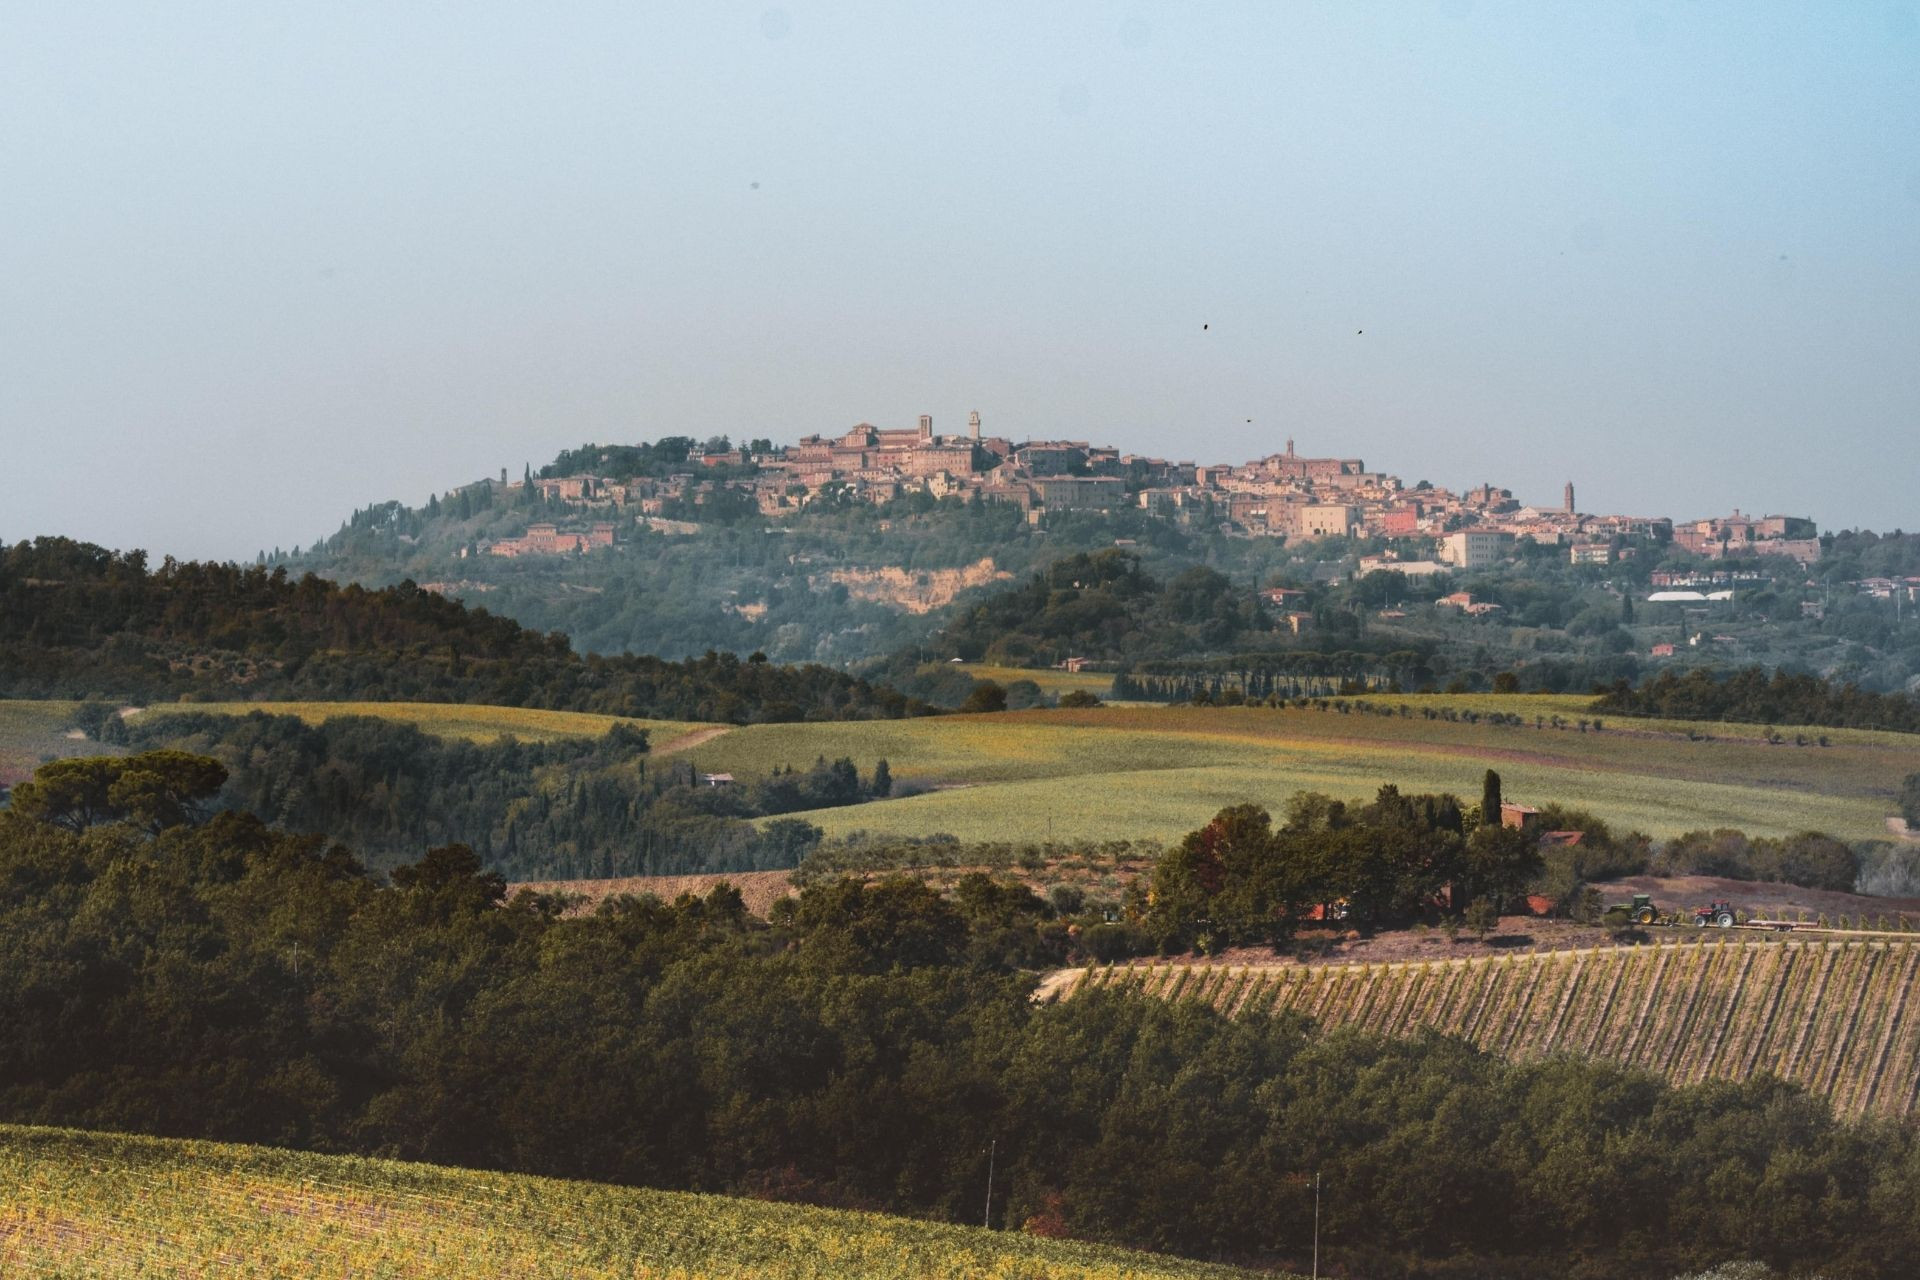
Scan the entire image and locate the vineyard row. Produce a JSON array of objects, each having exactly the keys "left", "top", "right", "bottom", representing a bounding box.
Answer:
[{"left": 1068, "top": 940, "right": 1920, "bottom": 1117}]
